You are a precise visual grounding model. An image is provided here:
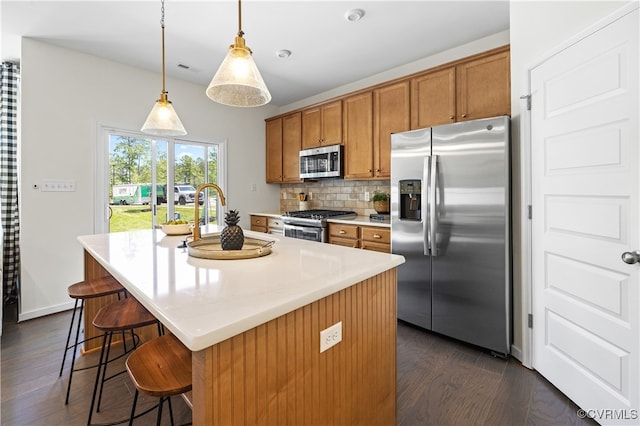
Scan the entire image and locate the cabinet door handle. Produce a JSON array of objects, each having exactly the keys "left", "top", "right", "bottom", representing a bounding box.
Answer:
[
  {"left": 256, "top": 220, "right": 261, "bottom": 224},
  {"left": 339, "top": 230, "right": 346, "bottom": 235},
  {"left": 373, "top": 234, "right": 381, "bottom": 239},
  {"left": 461, "top": 113, "right": 467, "bottom": 118},
  {"left": 449, "top": 115, "right": 454, "bottom": 120}
]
